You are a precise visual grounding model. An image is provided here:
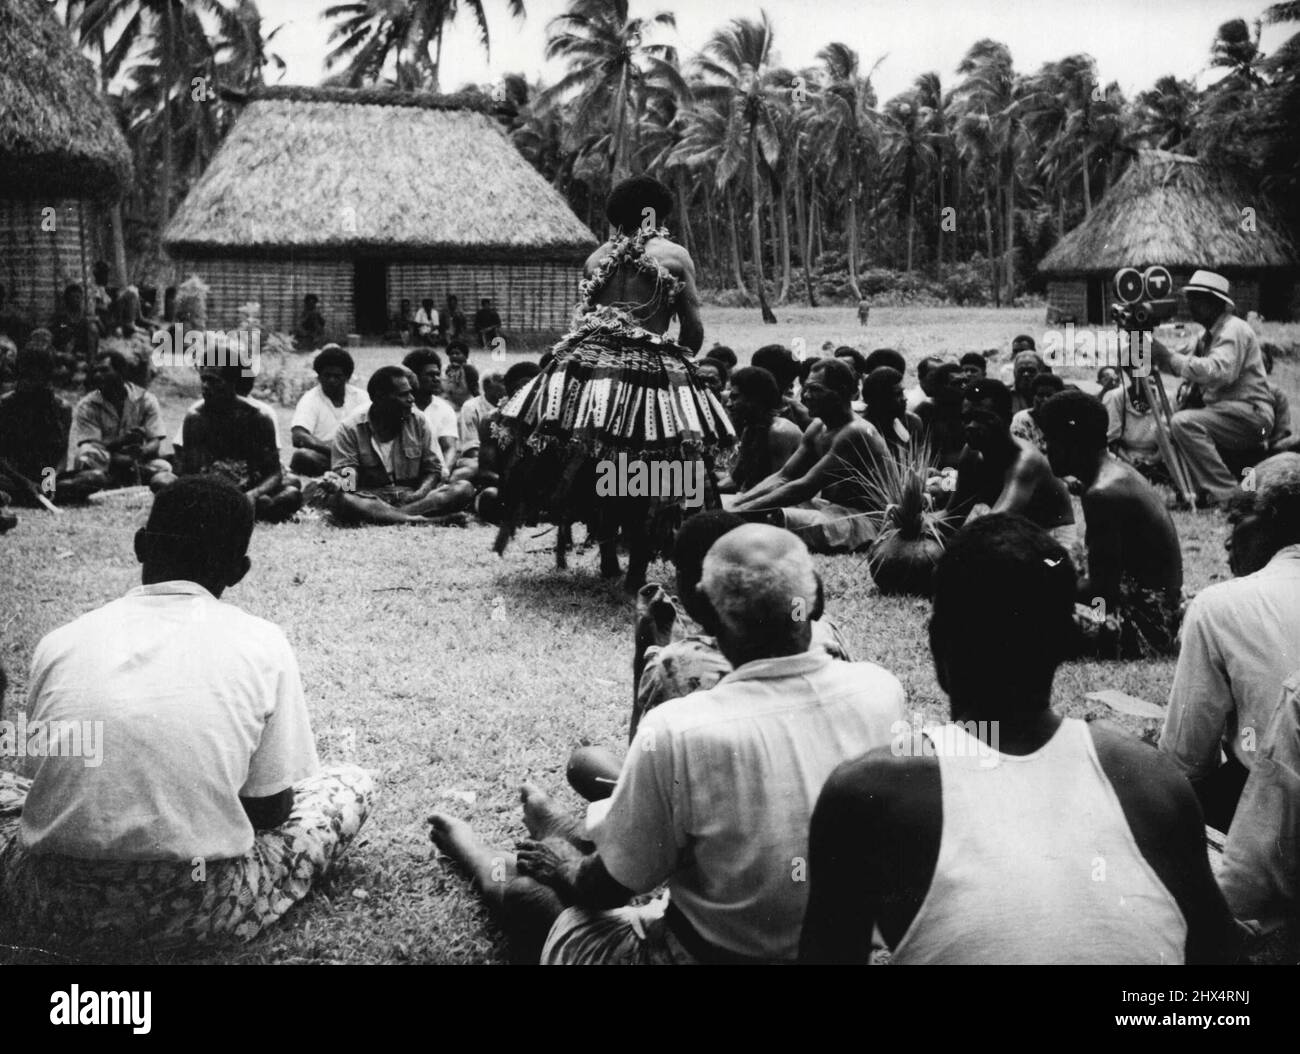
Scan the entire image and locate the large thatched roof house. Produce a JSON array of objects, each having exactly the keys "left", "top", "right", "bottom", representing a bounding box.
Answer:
[
  {"left": 164, "top": 86, "right": 598, "bottom": 338},
  {"left": 0, "top": 0, "right": 130, "bottom": 326},
  {"left": 1039, "top": 149, "right": 1299, "bottom": 323}
]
